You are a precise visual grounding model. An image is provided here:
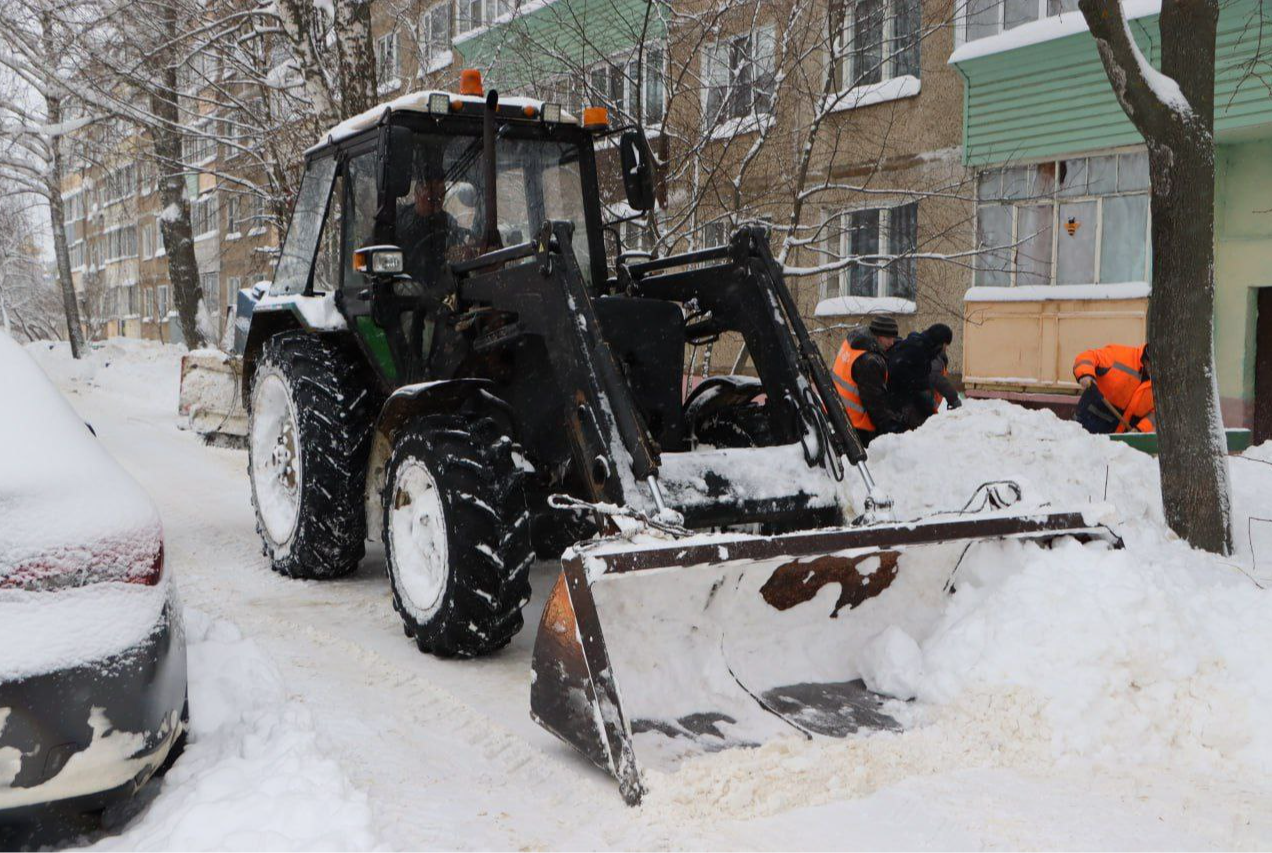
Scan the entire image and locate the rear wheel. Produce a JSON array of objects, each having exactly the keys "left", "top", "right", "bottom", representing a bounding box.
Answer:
[
  {"left": 383, "top": 414, "right": 533, "bottom": 657},
  {"left": 248, "top": 332, "right": 374, "bottom": 579},
  {"left": 694, "top": 402, "right": 774, "bottom": 448}
]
